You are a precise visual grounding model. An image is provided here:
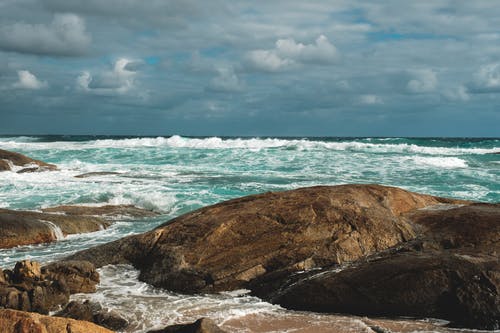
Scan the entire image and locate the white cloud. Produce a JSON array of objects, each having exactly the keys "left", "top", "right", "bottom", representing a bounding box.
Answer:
[
  {"left": 14, "top": 70, "right": 47, "bottom": 89},
  {"left": 470, "top": 63, "right": 500, "bottom": 92},
  {"left": 442, "top": 85, "right": 470, "bottom": 101},
  {"left": 77, "top": 58, "right": 139, "bottom": 95},
  {"left": 407, "top": 69, "right": 438, "bottom": 93},
  {"left": 246, "top": 35, "right": 339, "bottom": 72},
  {"left": 359, "top": 94, "right": 383, "bottom": 105},
  {"left": 207, "top": 66, "right": 244, "bottom": 92},
  {"left": 0, "top": 14, "right": 91, "bottom": 56}
]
